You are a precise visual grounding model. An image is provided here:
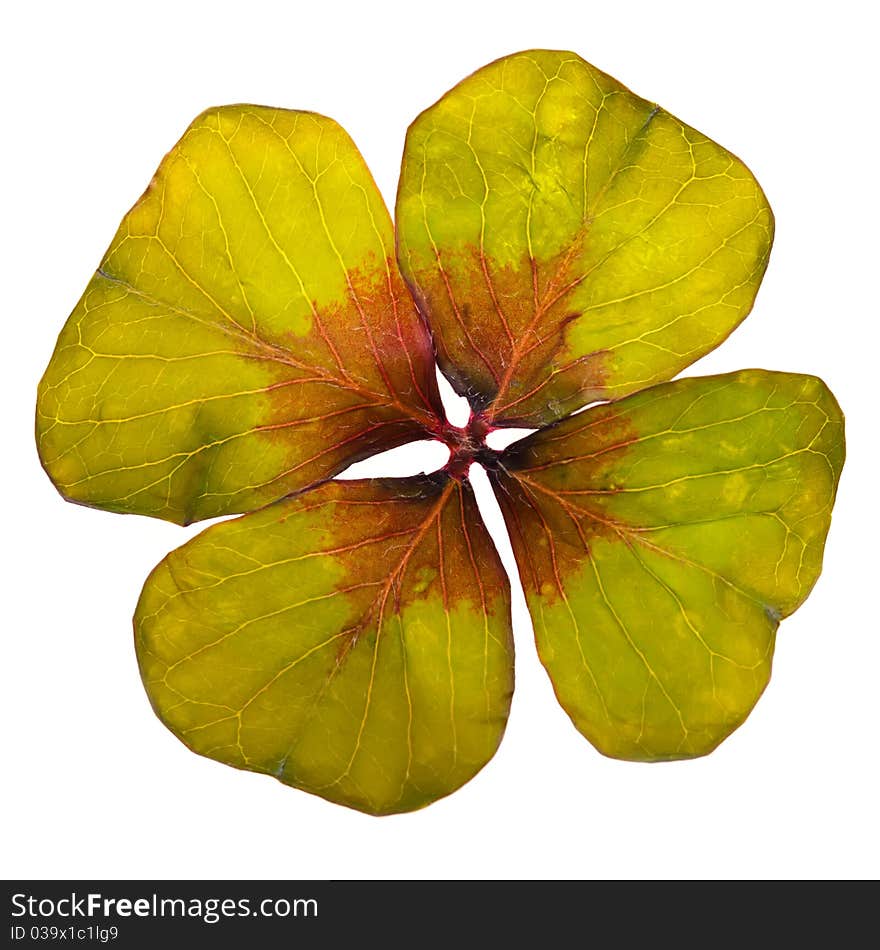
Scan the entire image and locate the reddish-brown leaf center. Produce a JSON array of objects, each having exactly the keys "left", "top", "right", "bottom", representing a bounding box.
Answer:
[{"left": 439, "top": 412, "right": 502, "bottom": 480}]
